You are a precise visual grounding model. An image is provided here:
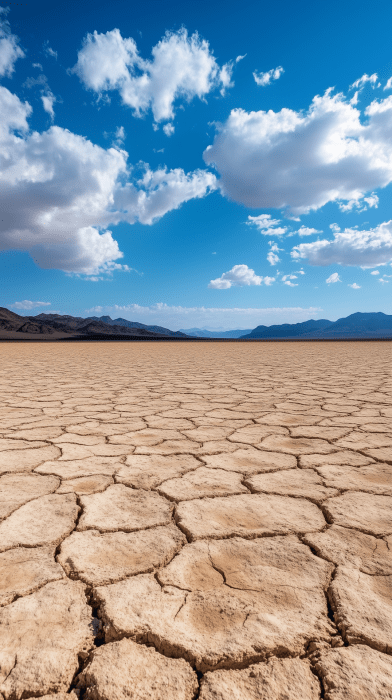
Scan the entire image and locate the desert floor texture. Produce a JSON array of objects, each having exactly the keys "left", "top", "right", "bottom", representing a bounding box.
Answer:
[{"left": 0, "top": 340, "right": 391, "bottom": 700}]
